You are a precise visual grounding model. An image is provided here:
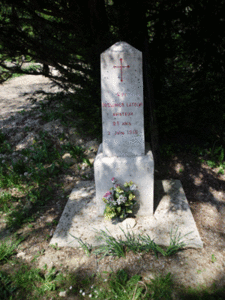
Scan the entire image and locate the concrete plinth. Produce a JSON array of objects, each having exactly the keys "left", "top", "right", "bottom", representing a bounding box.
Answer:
[
  {"left": 94, "top": 143, "right": 154, "bottom": 216},
  {"left": 50, "top": 179, "right": 203, "bottom": 249}
]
